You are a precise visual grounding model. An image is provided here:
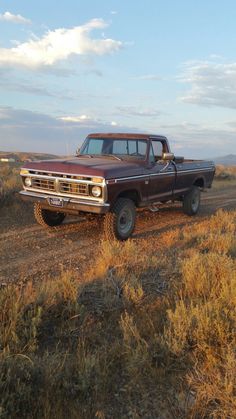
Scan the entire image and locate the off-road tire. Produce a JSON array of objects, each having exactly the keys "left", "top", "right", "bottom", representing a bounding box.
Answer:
[
  {"left": 183, "top": 186, "right": 201, "bottom": 216},
  {"left": 34, "top": 203, "right": 66, "bottom": 227},
  {"left": 104, "top": 198, "right": 136, "bottom": 241}
]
